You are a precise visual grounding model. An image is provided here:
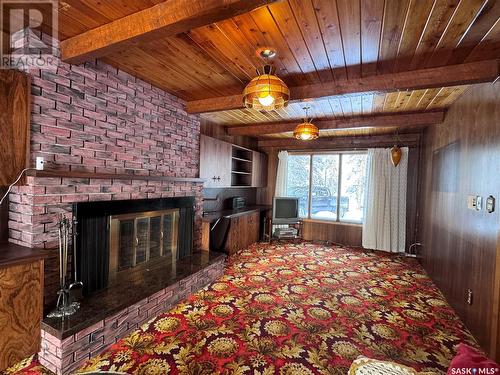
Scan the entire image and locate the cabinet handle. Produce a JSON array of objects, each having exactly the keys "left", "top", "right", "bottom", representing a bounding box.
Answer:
[
  {"left": 217, "top": 176, "right": 221, "bottom": 181},
  {"left": 212, "top": 176, "right": 217, "bottom": 181}
]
